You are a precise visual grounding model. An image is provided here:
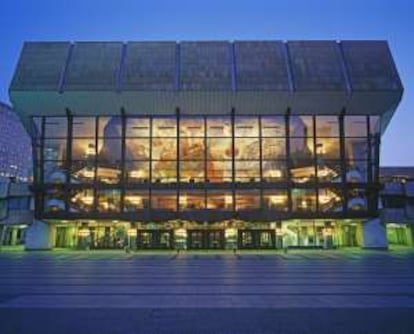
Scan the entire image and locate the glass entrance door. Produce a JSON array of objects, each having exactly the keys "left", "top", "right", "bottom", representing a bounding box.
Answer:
[
  {"left": 55, "top": 227, "right": 67, "bottom": 247},
  {"left": 137, "top": 230, "right": 174, "bottom": 249},
  {"left": 238, "top": 230, "right": 276, "bottom": 249},
  {"left": 187, "top": 230, "right": 225, "bottom": 249}
]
